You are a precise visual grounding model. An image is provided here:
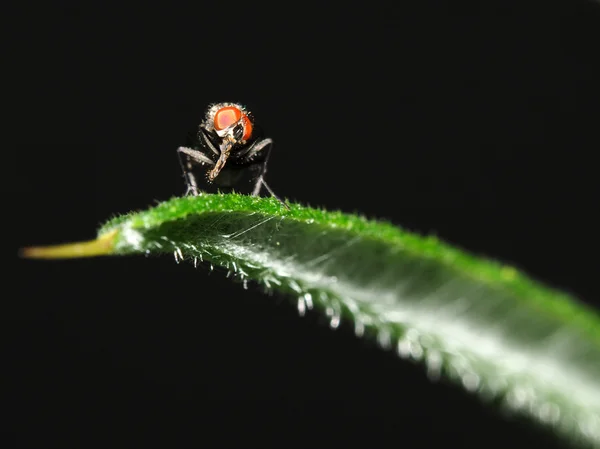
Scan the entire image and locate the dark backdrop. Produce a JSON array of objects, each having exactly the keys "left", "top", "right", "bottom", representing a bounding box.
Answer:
[{"left": 7, "top": 1, "right": 600, "bottom": 448}]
